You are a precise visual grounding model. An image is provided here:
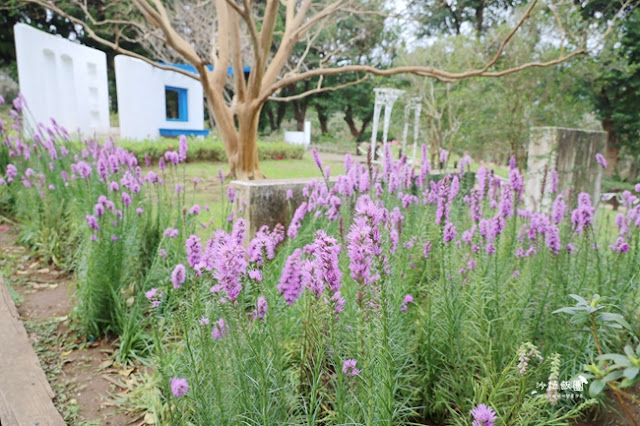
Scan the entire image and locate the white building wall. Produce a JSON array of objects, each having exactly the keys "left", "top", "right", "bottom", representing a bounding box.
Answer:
[
  {"left": 14, "top": 23, "right": 109, "bottom": 136},
  {"left": 115, "top": 55, "right": 205, "bottom": 140},
  {"left": 284, "top": 121, "right": 311, "bottom": 147}
]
